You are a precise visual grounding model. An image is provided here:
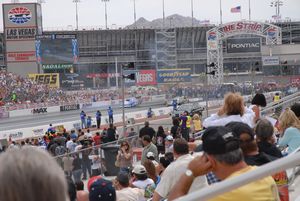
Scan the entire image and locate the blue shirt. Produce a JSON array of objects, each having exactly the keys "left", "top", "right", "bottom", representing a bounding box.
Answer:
[
  {"left": 80, "top": 112, "right": 86, "bottom": 120},
  {"left": 108, "top": 108, "right": 113, "bottom": 116},
  {"left": 278, "top": 127, "right": 300, "bottom": 154},
  {"left": 96, "top": 112, "right": 101, "bottom": 119}
]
